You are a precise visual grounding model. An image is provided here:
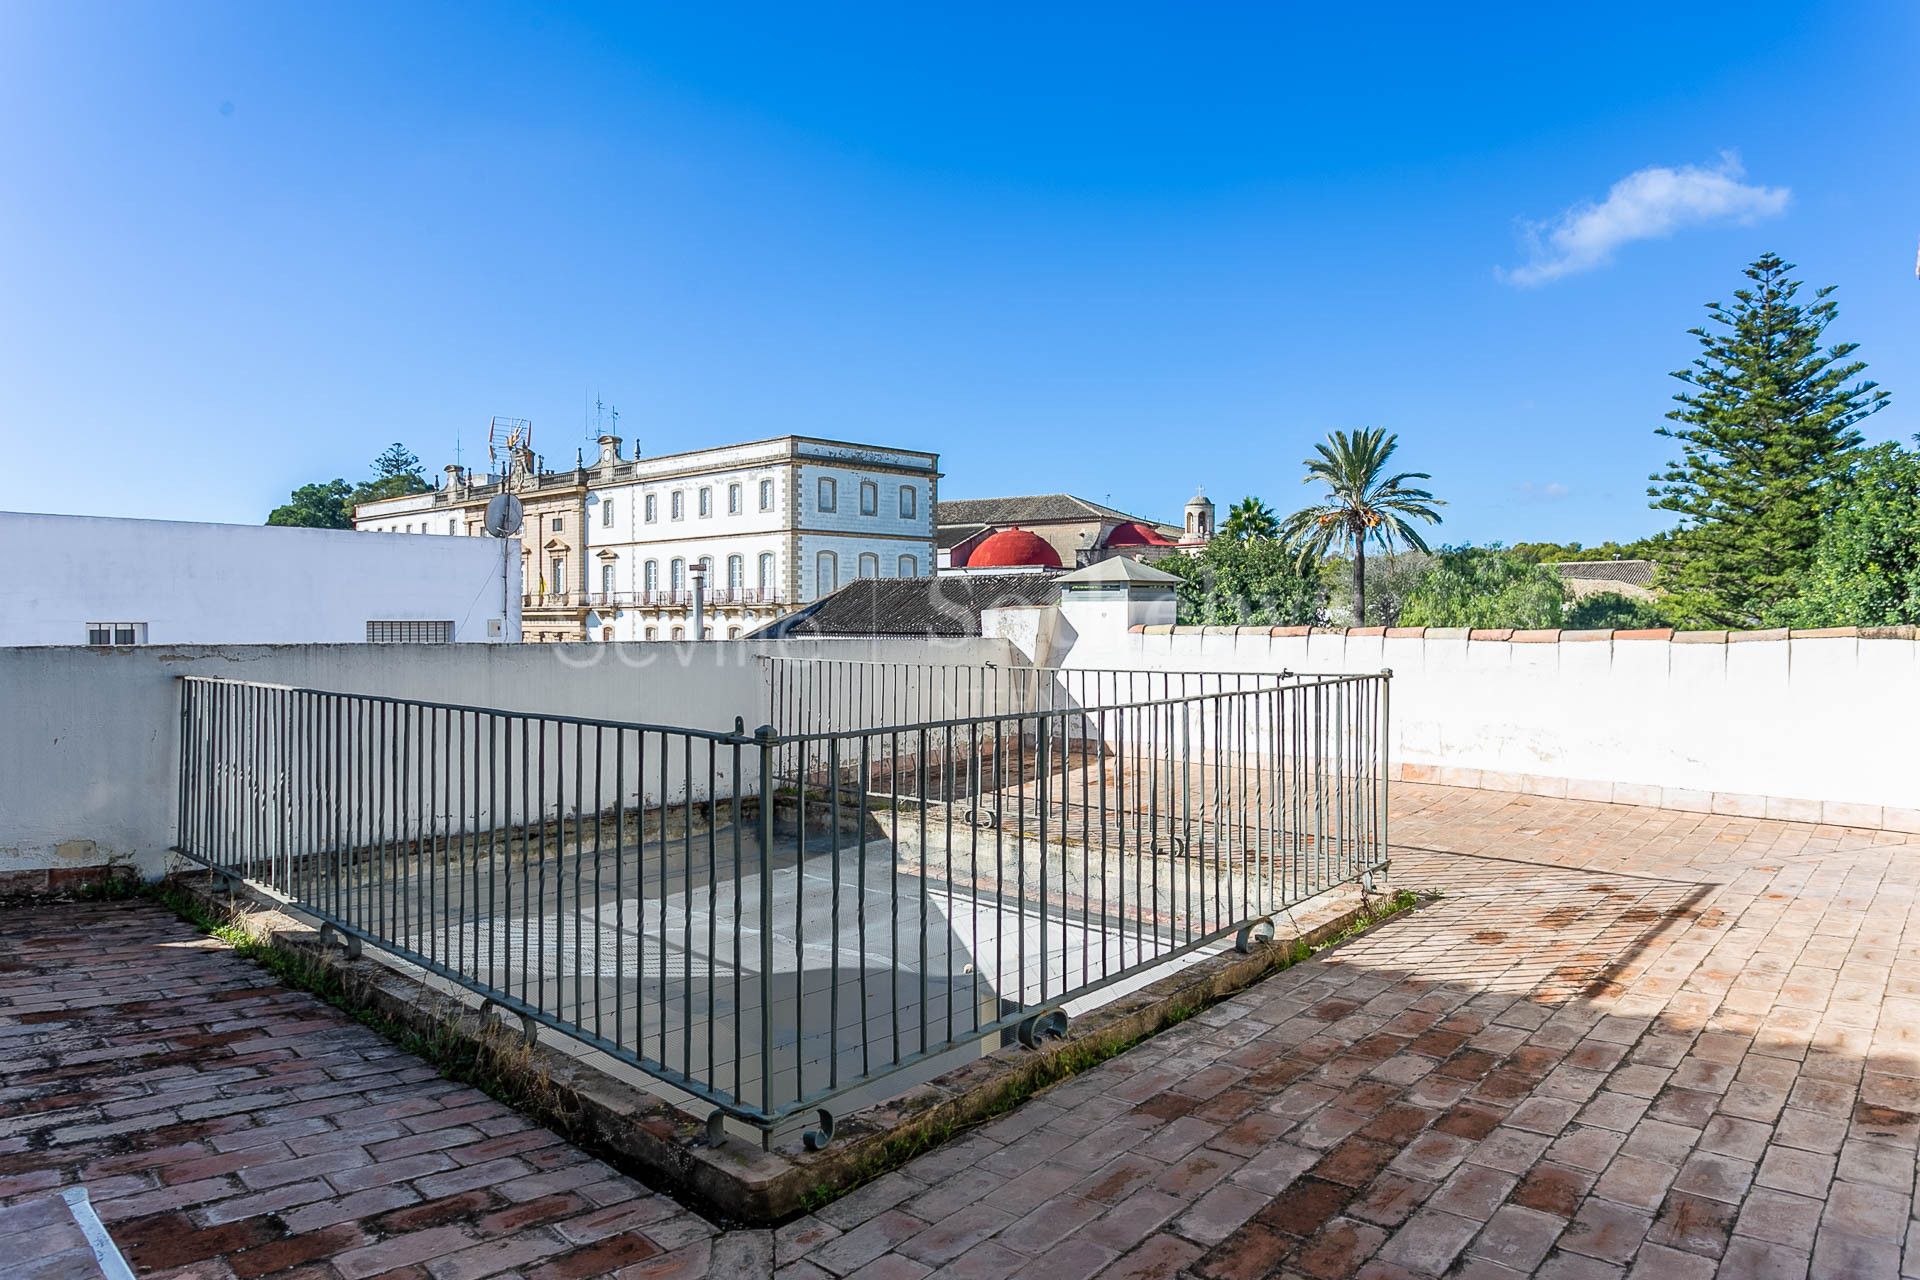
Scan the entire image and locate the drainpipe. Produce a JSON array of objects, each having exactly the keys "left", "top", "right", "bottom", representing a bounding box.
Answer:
[{"left": 690, "top": 562, "right": 707, "bottom": 640}]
